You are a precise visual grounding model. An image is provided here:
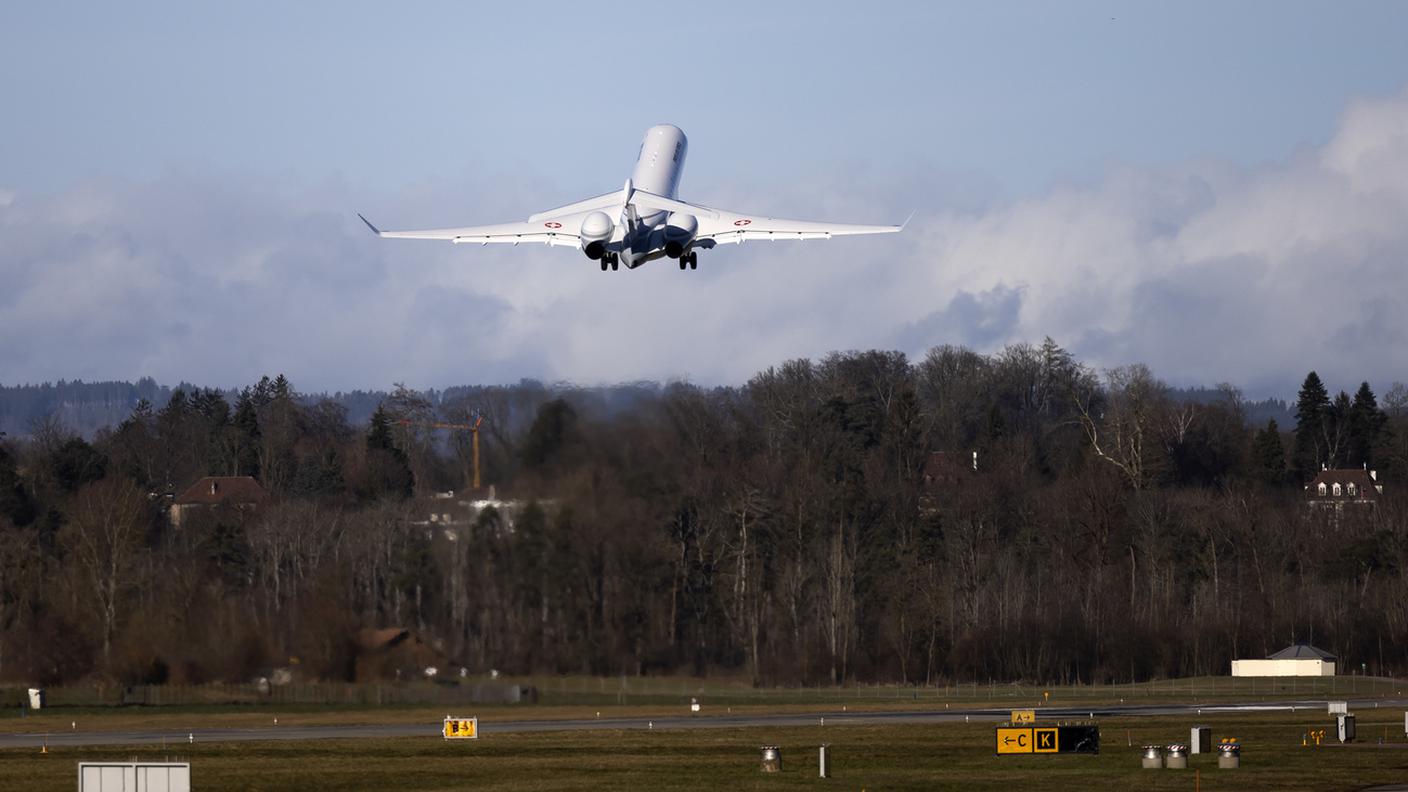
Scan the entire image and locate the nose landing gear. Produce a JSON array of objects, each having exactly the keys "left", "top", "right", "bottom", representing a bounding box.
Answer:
[{"left": 678, "top": 251, "right": 698, "bottom": 271}]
